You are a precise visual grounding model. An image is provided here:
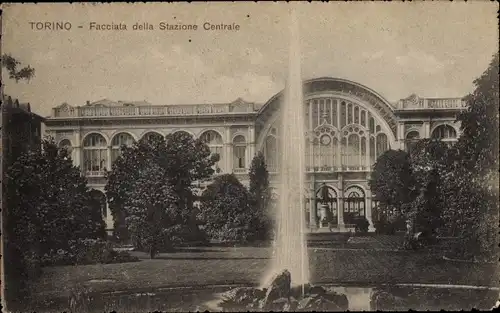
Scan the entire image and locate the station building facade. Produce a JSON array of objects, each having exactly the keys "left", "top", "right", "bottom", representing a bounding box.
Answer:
[{"left": 44, "top": 77, "right": 466, "bottom": 233}]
